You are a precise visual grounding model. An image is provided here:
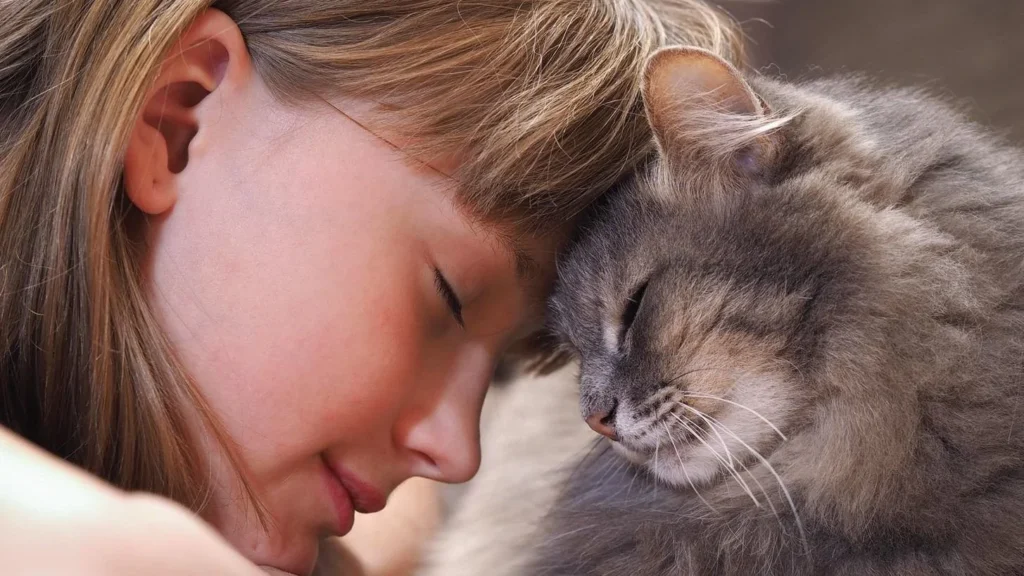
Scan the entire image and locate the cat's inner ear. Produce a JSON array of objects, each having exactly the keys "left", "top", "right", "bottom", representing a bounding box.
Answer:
[{"left": 642, "top": 46, "right": 770, "bottom": 169}]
